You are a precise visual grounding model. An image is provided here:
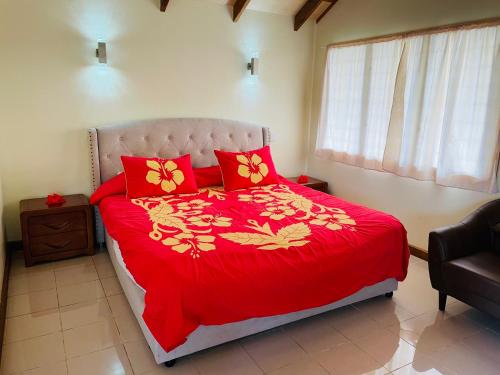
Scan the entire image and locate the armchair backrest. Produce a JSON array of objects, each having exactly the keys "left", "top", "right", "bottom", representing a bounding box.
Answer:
[{"left": 461, "top": 199, "right": 500, "bottom": 252}]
